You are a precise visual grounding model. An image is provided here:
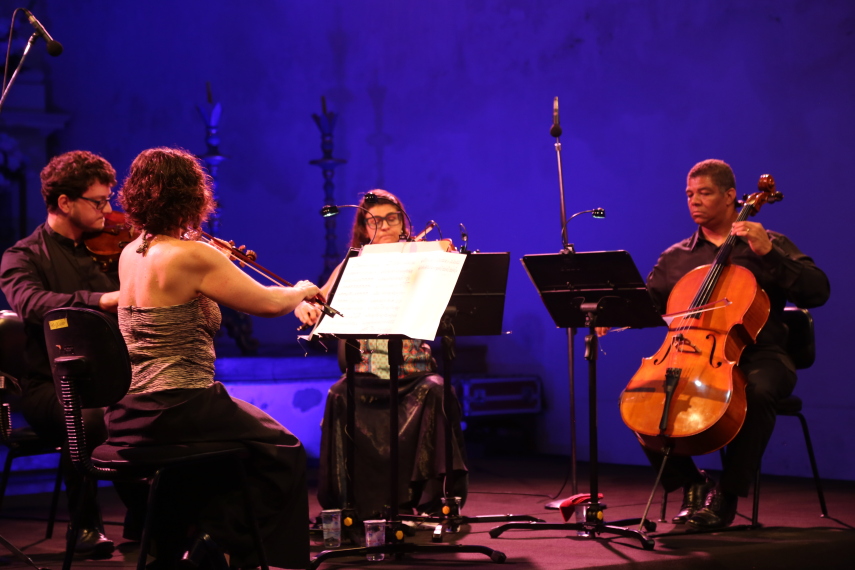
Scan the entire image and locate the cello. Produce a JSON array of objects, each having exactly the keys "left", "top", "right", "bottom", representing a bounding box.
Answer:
[{"left": 619, "top": 174, "right": 782, "bottom": 457}]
